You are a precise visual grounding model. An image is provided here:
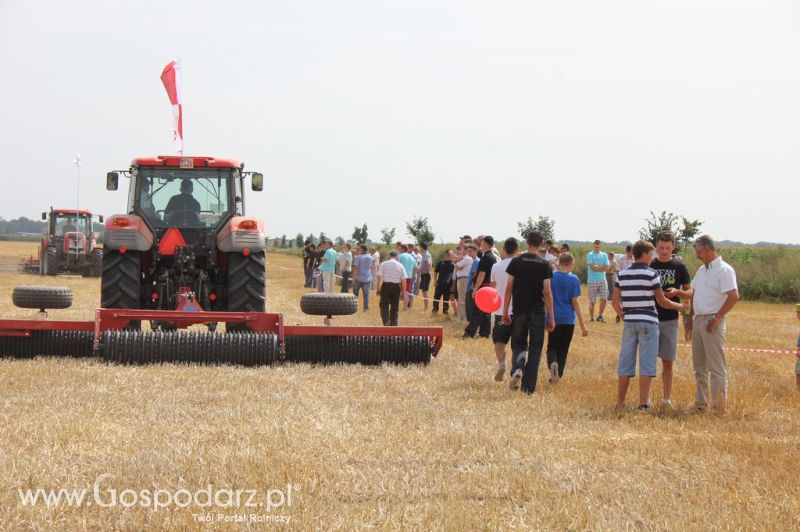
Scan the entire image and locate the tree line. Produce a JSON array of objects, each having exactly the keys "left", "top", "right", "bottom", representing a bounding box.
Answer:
[{"left": 270, "top": 212, "right": 706, "bottom": 250}]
